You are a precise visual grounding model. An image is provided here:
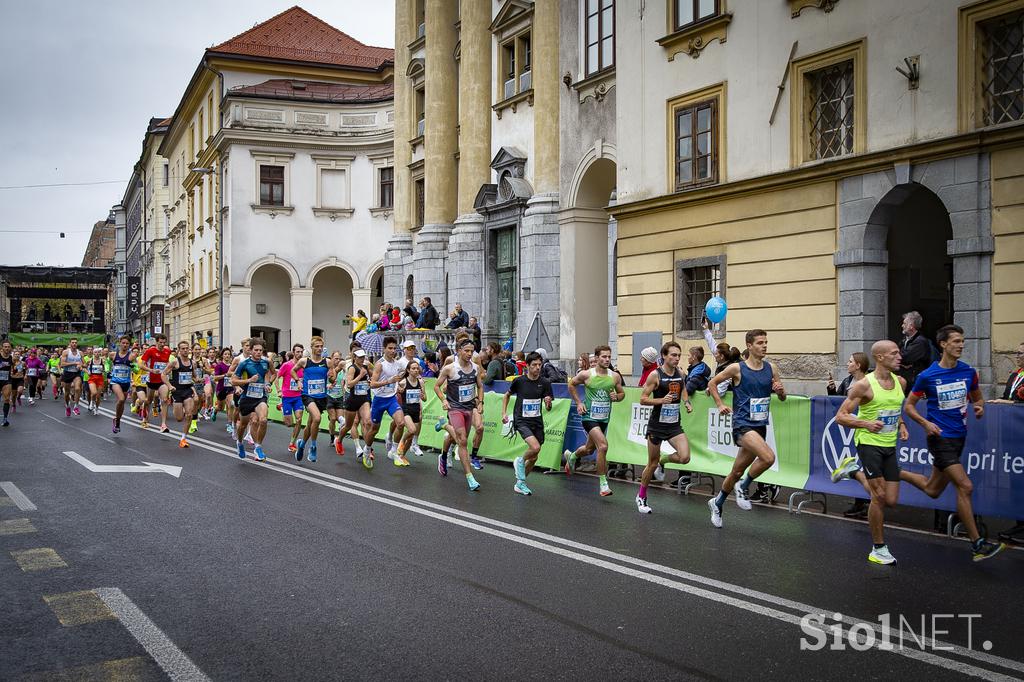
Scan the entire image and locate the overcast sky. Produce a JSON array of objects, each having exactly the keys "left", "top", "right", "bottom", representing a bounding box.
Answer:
[{"left": 0, "top": 0, "right": 394, "bottom": 267}]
